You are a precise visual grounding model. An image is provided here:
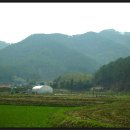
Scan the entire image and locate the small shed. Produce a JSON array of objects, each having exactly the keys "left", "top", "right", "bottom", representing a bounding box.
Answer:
[{"left": 32, "top": 85, "right": 53, "bottom": 94}]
